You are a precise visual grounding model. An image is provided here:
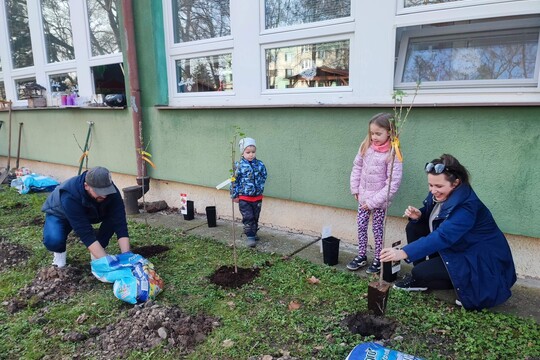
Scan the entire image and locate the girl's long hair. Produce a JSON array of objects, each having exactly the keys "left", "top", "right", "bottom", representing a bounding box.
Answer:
[{"left": 359, "top": 112, "right": 395, "bottom": 157}]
